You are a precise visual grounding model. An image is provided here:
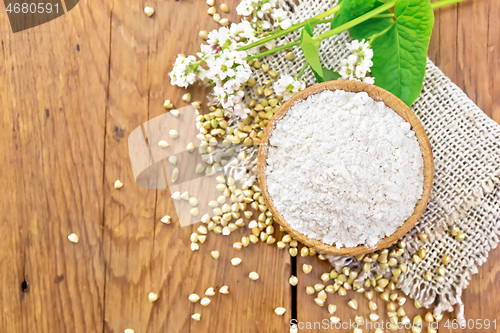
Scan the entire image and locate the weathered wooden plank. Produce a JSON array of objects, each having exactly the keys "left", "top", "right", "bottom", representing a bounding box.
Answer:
[
  {"left": 429, "top": 4, "right": 500, "bottom": 329},
  {"left": 0, "top": 24, "right": 28, "bottom": 332},
  {"left": 466, "top": 0, "right": 492, "bottom": 117},
  {"left": 100, "top": 0, "right": 159, "bottom": 331},
  {"left": 0, "top": 0, "right": 111, "bottom": 331},
  {"left": 428, "top": 0, "right": 441, "bottom": 66},
  {"left": 127, "top": 0, "right": 292, "bottom": 331},
  {"left": 455, "top": 0, "right": 496, "bottom": 117},
  {"left": 148, "top": 206, "right": 292, "bottom": 332},
  {"left": 430, "top": 2, "right": 458, "bottom": 83}
]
